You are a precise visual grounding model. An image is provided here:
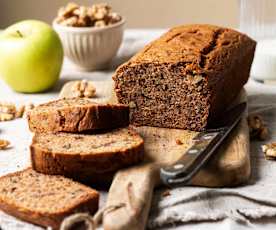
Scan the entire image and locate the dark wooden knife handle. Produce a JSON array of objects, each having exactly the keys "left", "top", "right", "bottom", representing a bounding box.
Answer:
[
  {"left": 160, "top": 103, "right": 246, "bottom": 186},
  {"left": 160, "top": 129, "right": 225, "bottom": 185}
]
